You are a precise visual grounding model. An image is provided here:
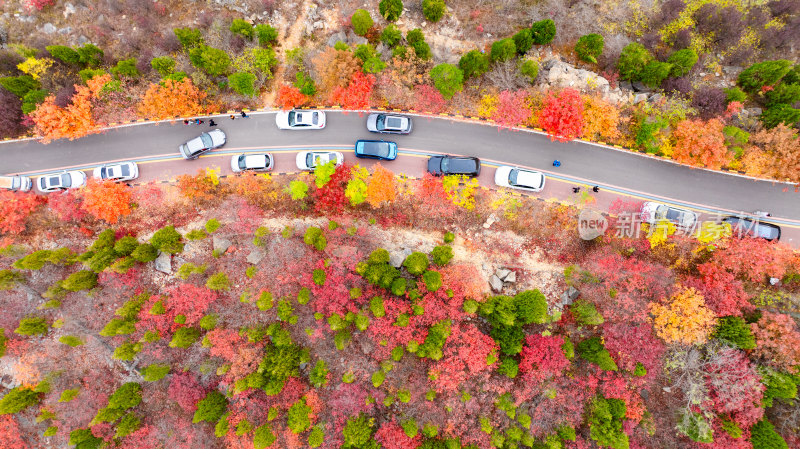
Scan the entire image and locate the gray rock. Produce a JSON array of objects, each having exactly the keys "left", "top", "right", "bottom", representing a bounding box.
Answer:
[
  {"left": 633, "top": 93, "right": 649, "bottom": 104},
  {"left": 326, "top": 30, "right": 346, "bottom": 47},
  {"left": 559, "top": 286, "right": 580, "bottom": 306},
  {"left": 42, "top": 23, "right": 57, "bottom": 33},
  {"left": 631, "top": 81, "right": 651, "bottom": 92},
  {"left": 76, "top": 35, "right": 90, "bottom": 46},
  {"left": 213, "top": 236, "right": 232, "bottom": 254},
  {"left": 542, "top": 59, "right": 558, "bottom": 70},
  {"left": 746, "top": 107, "right": 762, "bottom": 116},
  {"left": 58, "top": 27, "right": 72, "bottom": 35},
  {"left": 504, "top": 271, "right": 517, "bottom": 283},
  {"left": 63, "top": 2, "right": 76, "bottom": 18},
  {"left": 247, "top": 248, "right": 266, "bottom": 265},
  {"left": 489, "top": 275, "right": 504, "bottom": 292},
  {"left": 618, "top": 80, "right": 633, "bottom": 91},
  {"left": 722, "top": 65, "right": 743, "bottom": 76},
  {"left": 154, "top": 252, "right": 171, "bottom": 274},
  {"left": 648, "top": 93, "right": 663, "bottom": 103},
  {"left": 496, "top": 268, "right": 511, "bottom": 281},
  {"left": 390, "top": 249, "right": 410, "bottom": 268},
  {"left": 483, "top": 213, "right": 498, "bottom": 229},
  {"left": 545, "top": 60, "right": 609, "bottom": 93}
]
